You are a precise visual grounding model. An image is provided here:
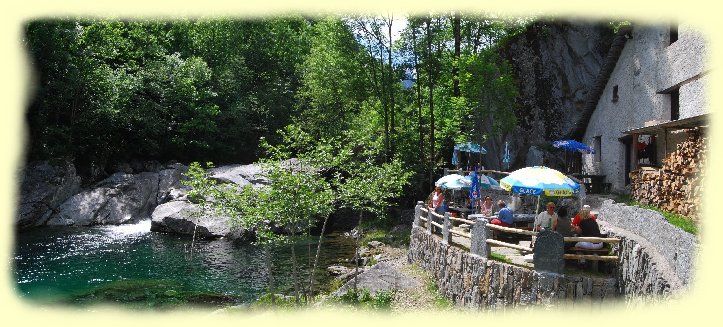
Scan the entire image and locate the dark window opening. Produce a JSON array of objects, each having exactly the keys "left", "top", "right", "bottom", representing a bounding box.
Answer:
[
  {"left": 612, "top": 85, "right": 619, "bottom": 103},
  {"left": 671, "top": 89, "right": 680, "bottom": 121},
  {"left": 594, "top": 136, "right": 602, "bottom": 162},
  {"left": 670, "top": 23, "right": 678, "bottom": 44}
]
